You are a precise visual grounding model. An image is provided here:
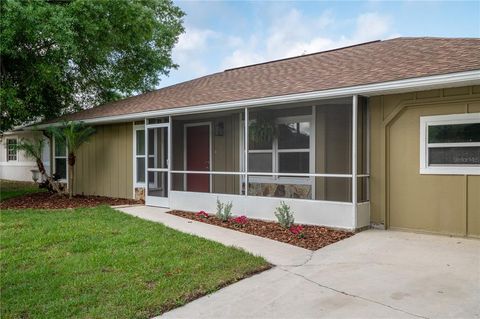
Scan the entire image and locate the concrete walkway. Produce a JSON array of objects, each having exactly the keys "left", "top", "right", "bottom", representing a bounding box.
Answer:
[
  {"left": 117, "top": 205, "right": 312, "bottom": 266},
  {"left": 116, "top": 206, "right": 480, "bottom": 319}
]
